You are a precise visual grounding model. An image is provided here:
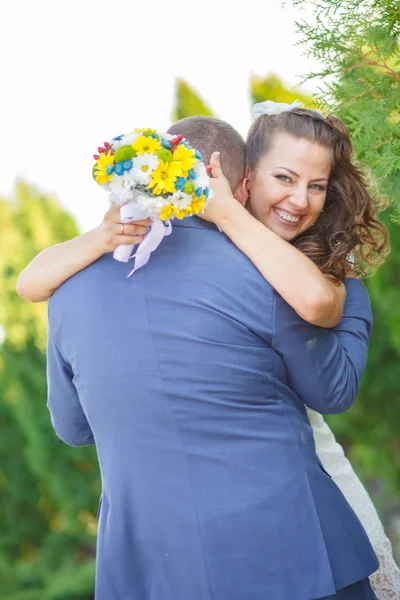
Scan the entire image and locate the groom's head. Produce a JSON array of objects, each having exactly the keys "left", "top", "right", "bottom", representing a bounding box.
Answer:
[{"left": 168, "top": 117, "right": 246, "bottom": 196}]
